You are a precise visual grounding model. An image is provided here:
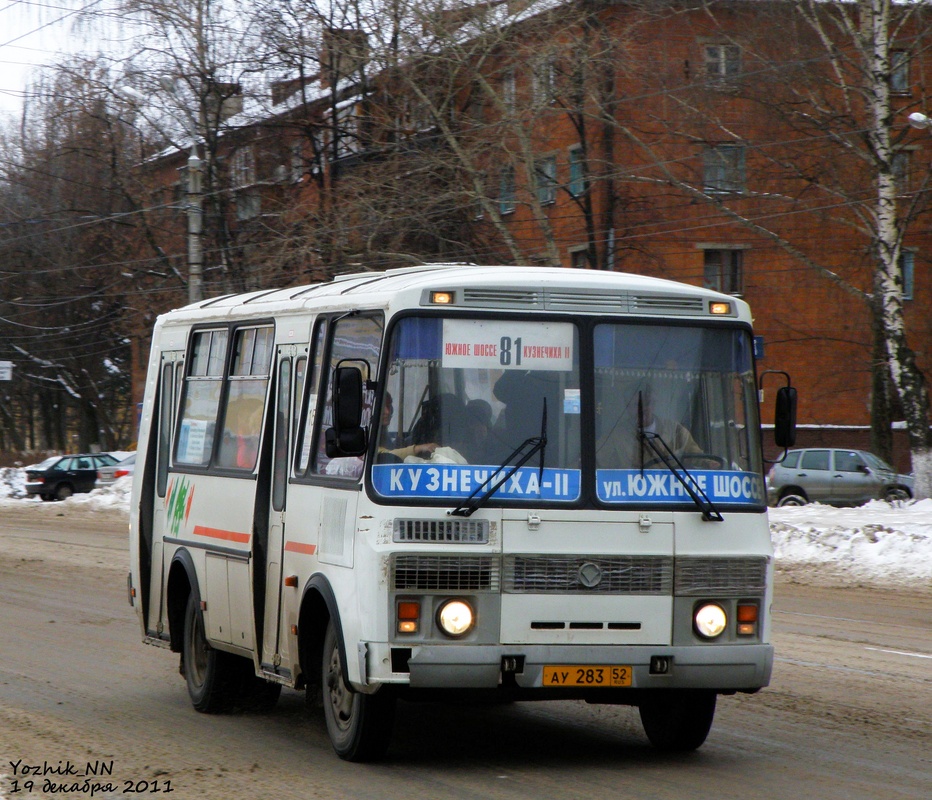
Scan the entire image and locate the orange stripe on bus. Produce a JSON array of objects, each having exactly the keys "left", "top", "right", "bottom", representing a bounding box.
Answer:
[
  {"left": 193, "top": 525, "right": 251, "bottom": 544},
  {"left": 284, "top": 541, "right": 317, "bottom": 555}
]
